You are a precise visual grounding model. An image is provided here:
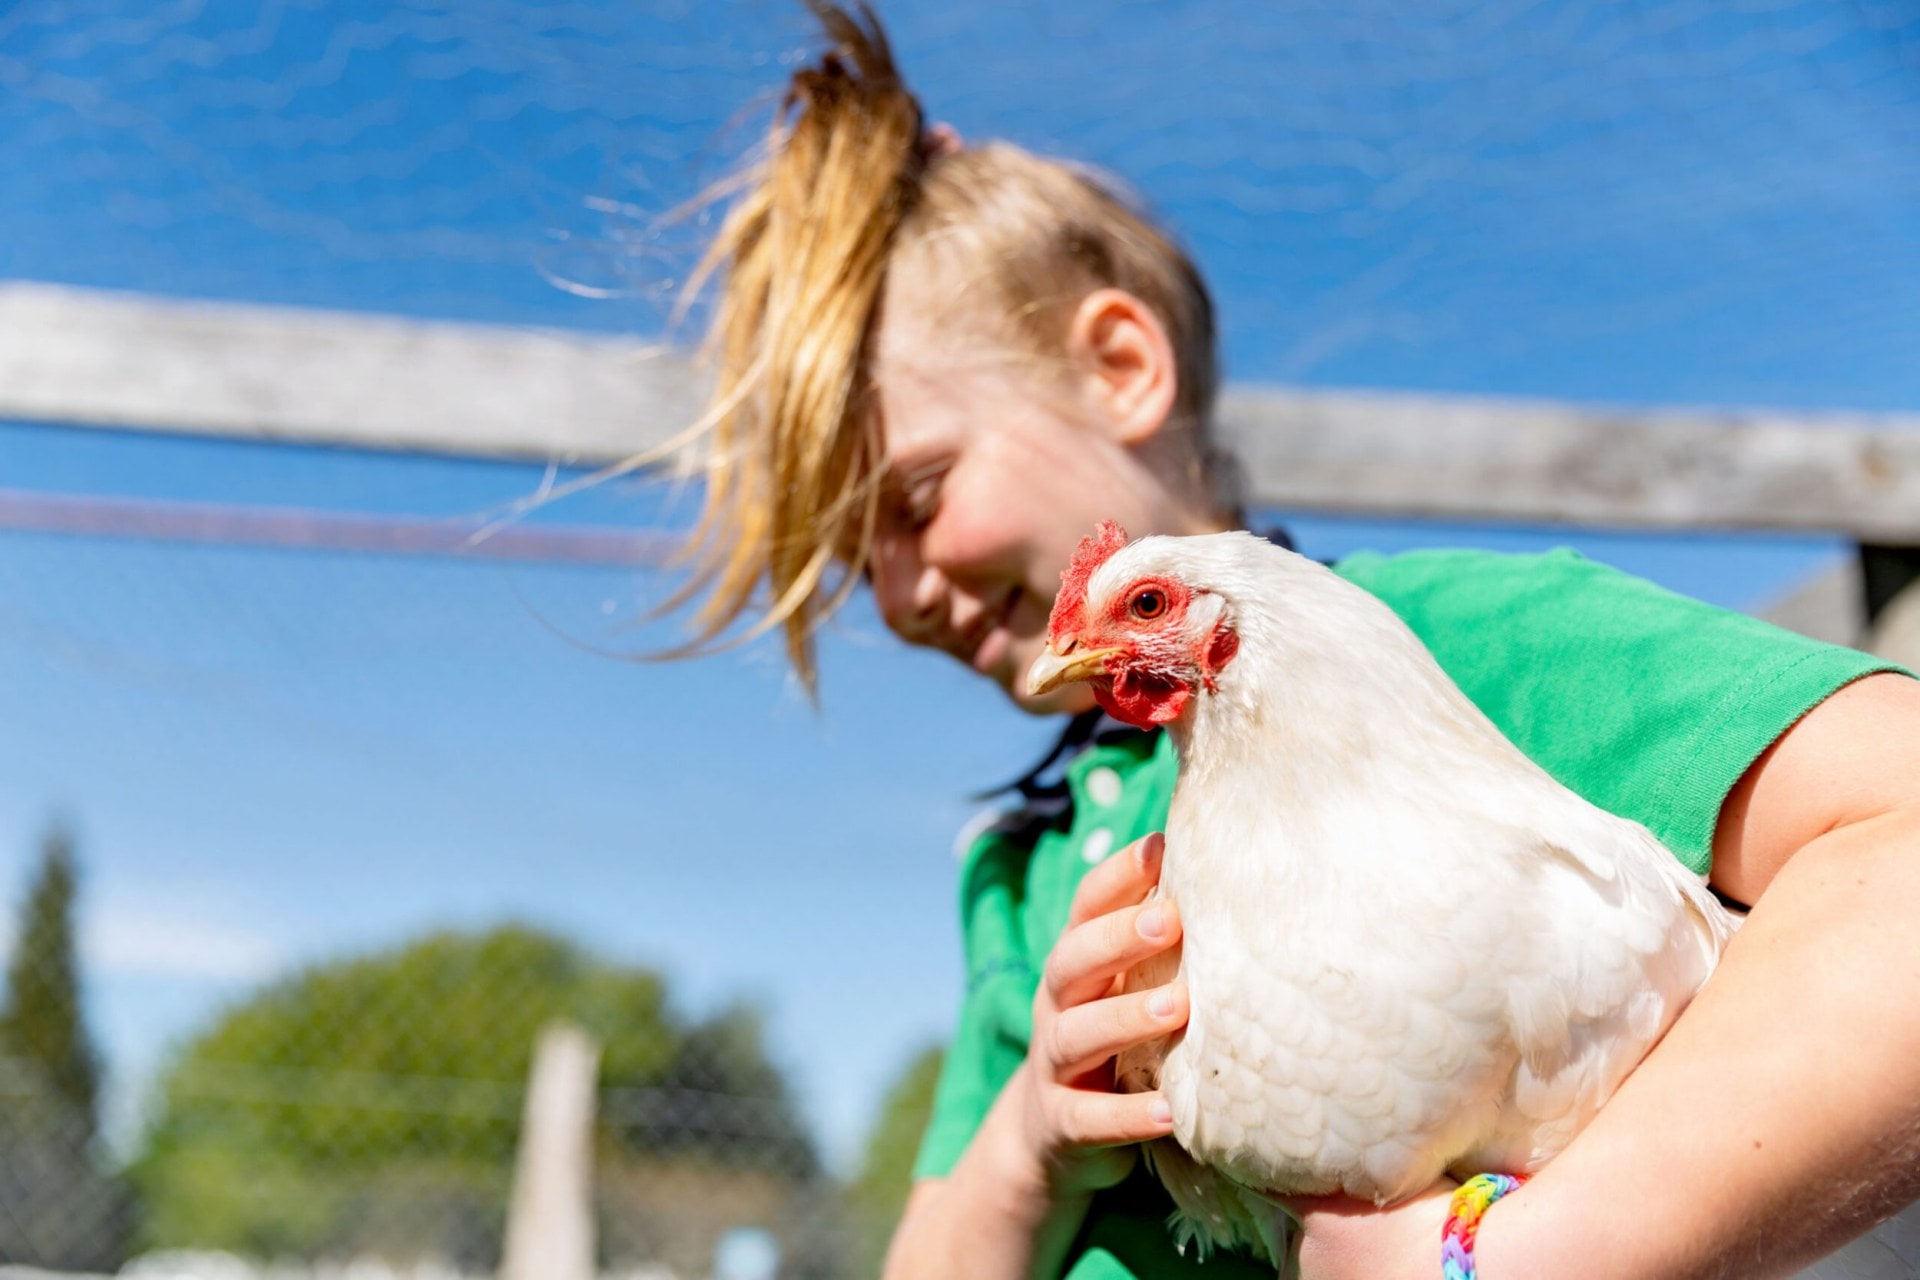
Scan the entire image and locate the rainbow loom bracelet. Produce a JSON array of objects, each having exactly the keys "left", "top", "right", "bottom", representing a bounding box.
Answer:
[{"left": 1441, "top": 1172, "right": 1526, "bottom": 1280}]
